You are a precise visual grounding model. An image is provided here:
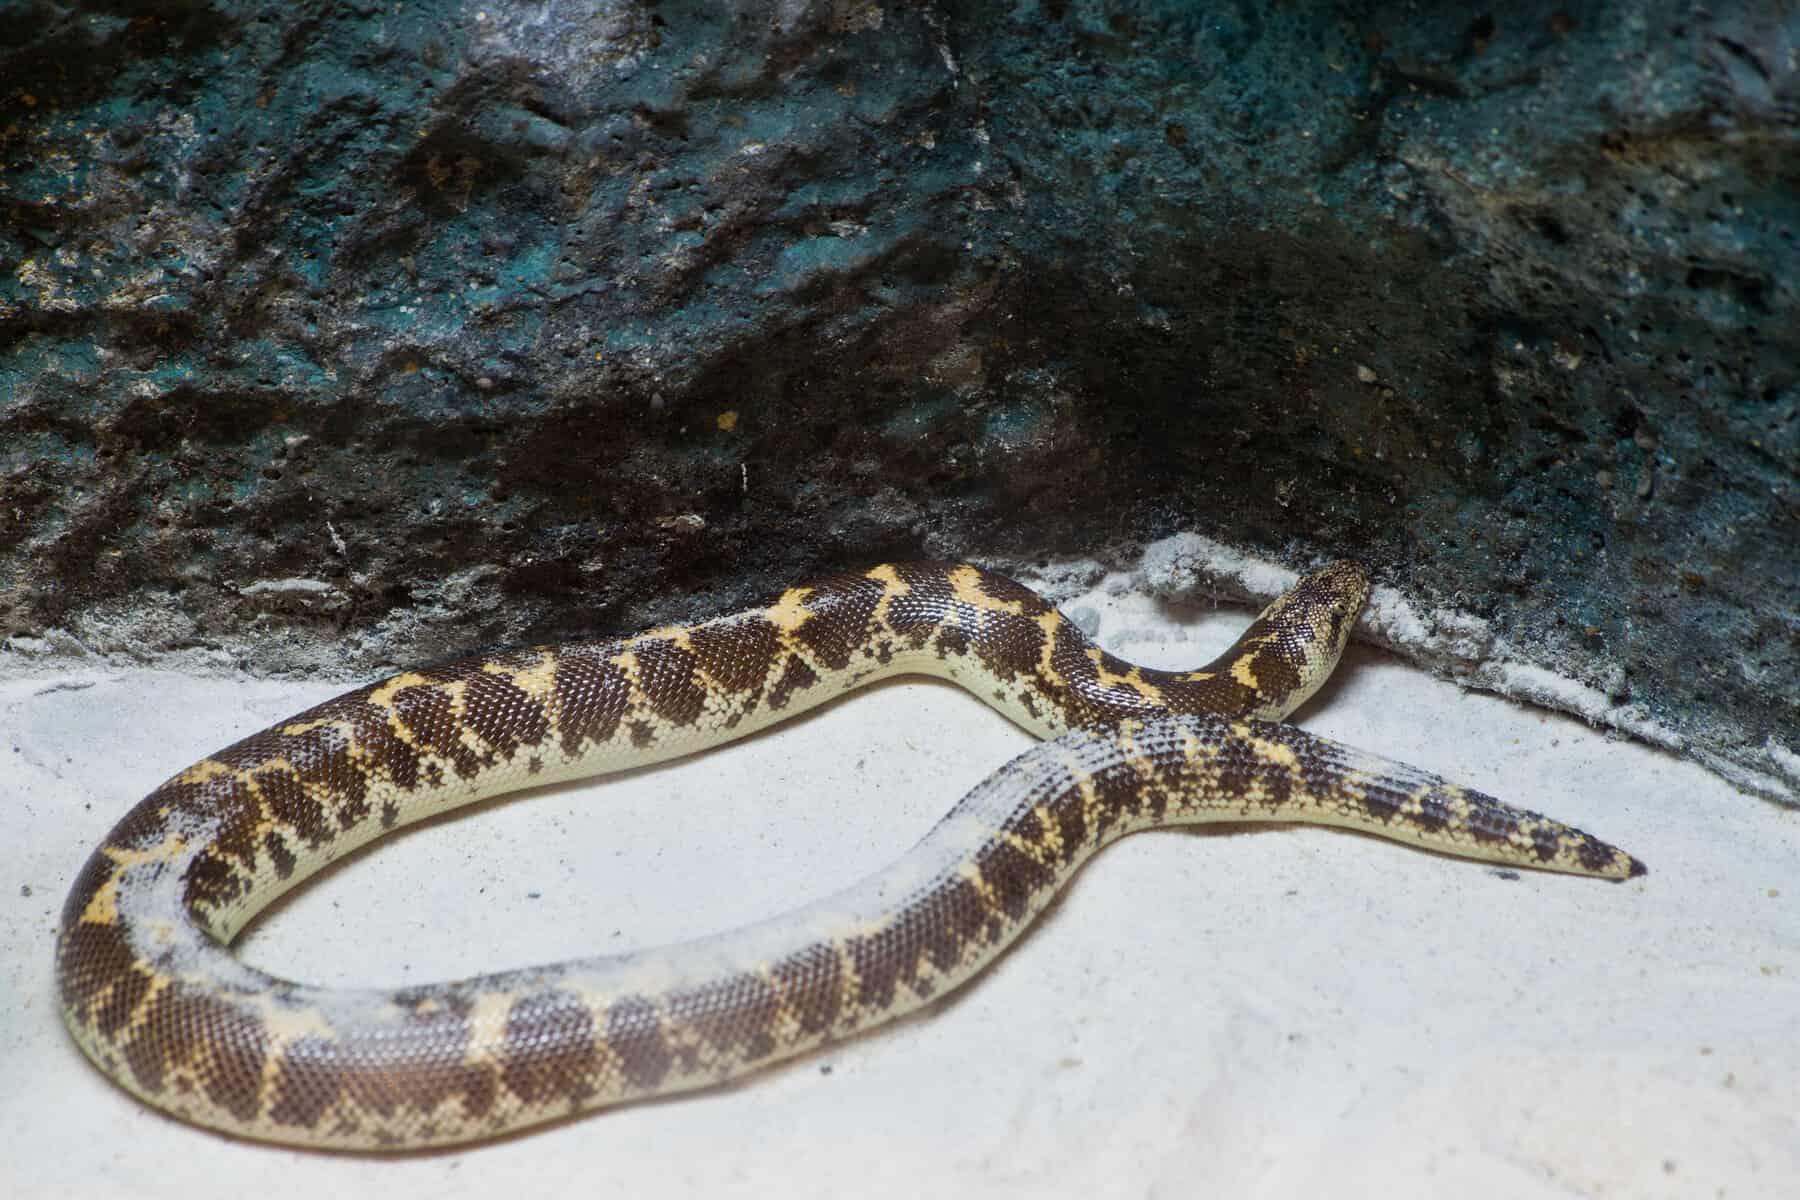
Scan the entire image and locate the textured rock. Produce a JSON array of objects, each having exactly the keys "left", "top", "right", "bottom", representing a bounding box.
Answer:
[{"left": 1, "top": 1, "right": 1794, "bottom": 801}]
